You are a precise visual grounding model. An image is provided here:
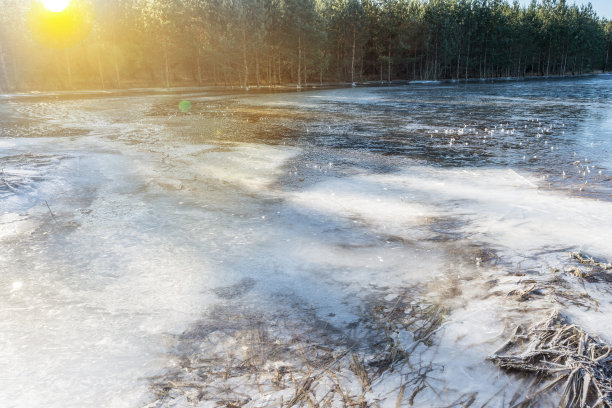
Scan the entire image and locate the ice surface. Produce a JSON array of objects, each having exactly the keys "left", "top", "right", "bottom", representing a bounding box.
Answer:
[
  {"left": 1, "top": 77, "right": 612, "bottom": 407},
  {"left": 0, "top": 143, "right": 219, "bottom": 407},
  {"left": 0, "top": 213, "right": 36, "bottom": 240},
  {"left": 193, "top": 144, "right": 299, "bottom": 191}
]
